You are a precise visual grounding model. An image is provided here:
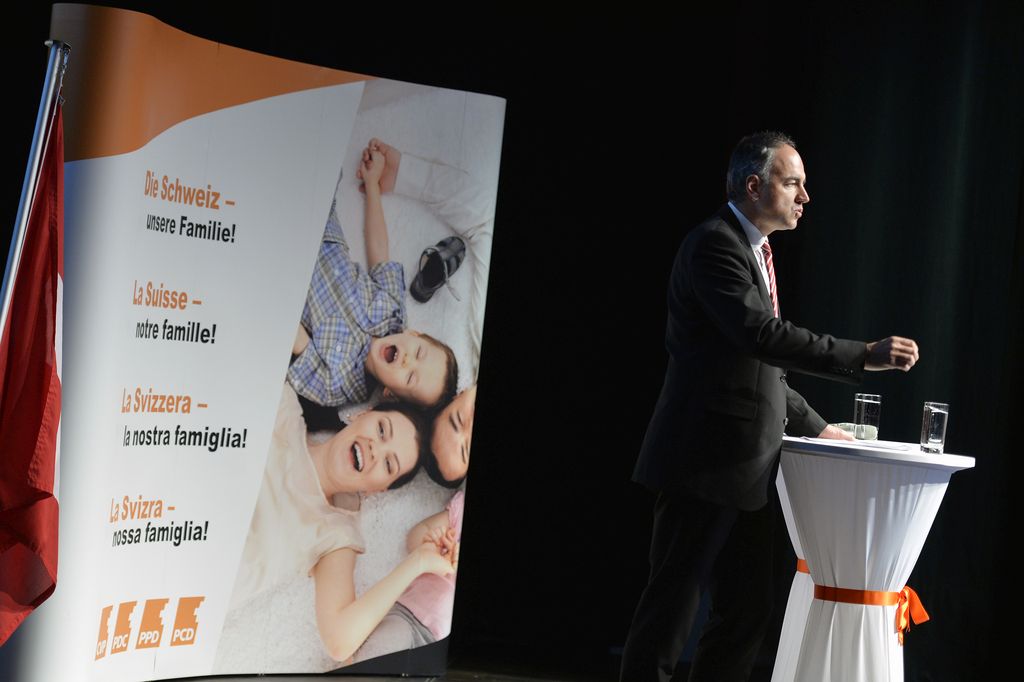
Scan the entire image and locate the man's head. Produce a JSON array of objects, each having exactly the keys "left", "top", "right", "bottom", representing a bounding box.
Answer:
[
  {"left": 726, "top": 131, "right": 810, "bottom": 235},
  {"left": 366, "top": 330, "right": 458, "bottom": 409}
]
